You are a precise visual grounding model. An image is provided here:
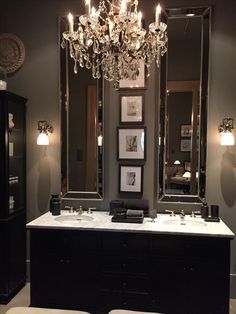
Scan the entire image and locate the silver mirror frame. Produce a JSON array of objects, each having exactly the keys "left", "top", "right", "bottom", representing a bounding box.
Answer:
[
  {"left": 59, "top": 16, "right": 104, "bottom": 201},
  {"left": 157, "top": 6, "right": 211, "bottom": 203}
]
